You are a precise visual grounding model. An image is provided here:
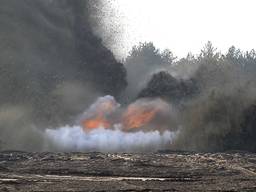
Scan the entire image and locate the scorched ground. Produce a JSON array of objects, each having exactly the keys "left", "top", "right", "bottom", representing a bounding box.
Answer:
[{"left": 0, "top": 151, "right": 255, "bottom": 191}]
